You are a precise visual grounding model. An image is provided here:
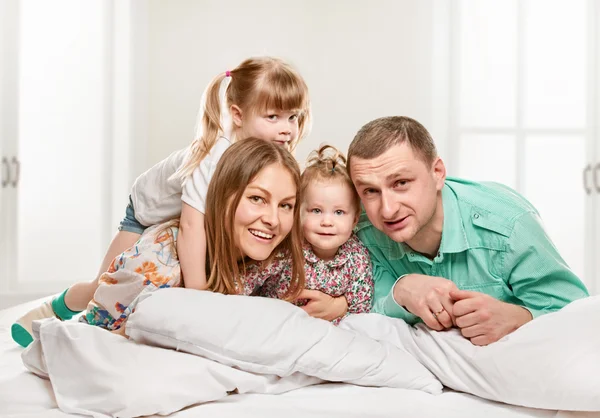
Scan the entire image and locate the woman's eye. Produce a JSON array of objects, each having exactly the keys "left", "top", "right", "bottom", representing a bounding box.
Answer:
[
  {"left": 281, "top": 203, "right": 294, "bottom": 210},
  {"left": 249, "top": 195, "right": 264, "bottom": 203}
]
